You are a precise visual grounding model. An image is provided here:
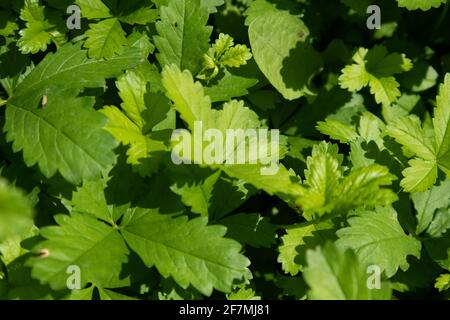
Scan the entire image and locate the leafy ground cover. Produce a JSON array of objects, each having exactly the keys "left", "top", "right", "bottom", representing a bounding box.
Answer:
[{"left": 1, "top": 0, "right": 450, "bottom": 300}]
